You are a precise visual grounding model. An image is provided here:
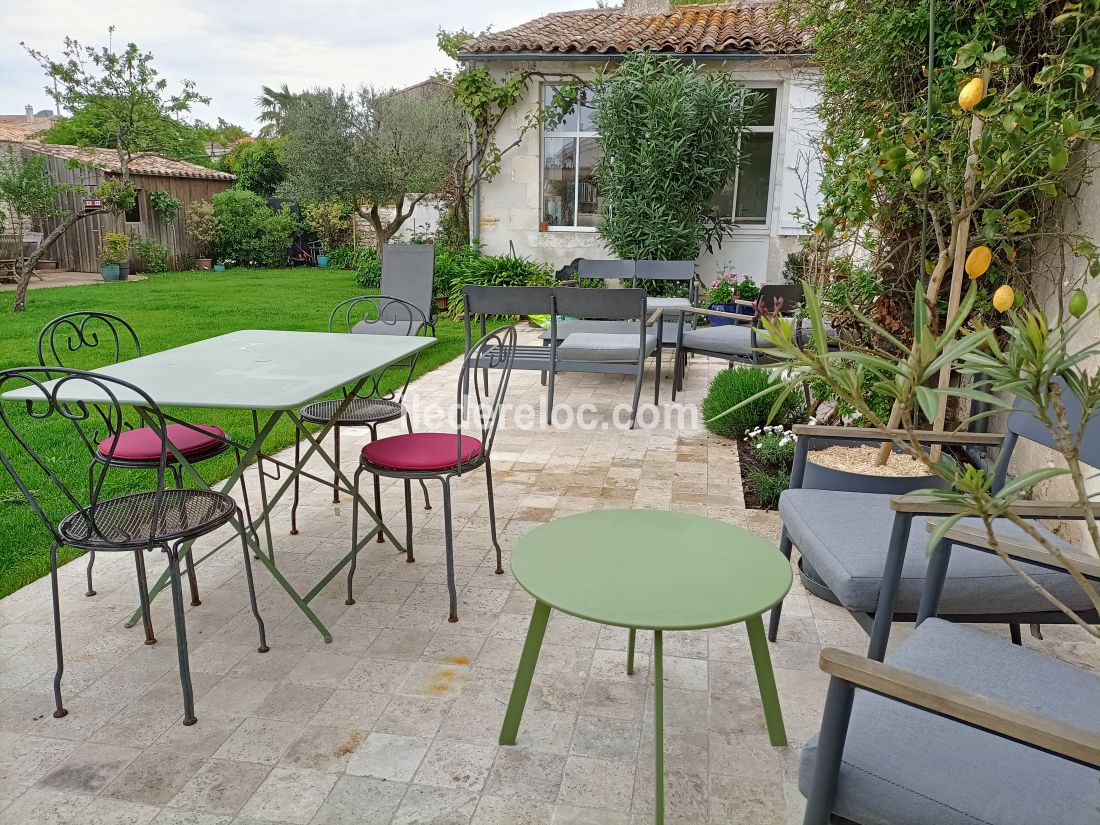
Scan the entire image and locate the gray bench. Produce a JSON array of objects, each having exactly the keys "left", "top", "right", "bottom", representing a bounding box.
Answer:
[{"left": 463, "top": 285, "right": 662, "bottom": 428}]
